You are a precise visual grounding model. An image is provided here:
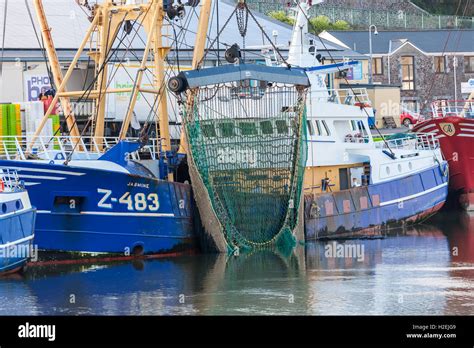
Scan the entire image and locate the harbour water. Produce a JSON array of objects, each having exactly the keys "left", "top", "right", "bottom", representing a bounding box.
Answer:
[{"left": 1, "top": 211, "right": 473, "bottom": 316}]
